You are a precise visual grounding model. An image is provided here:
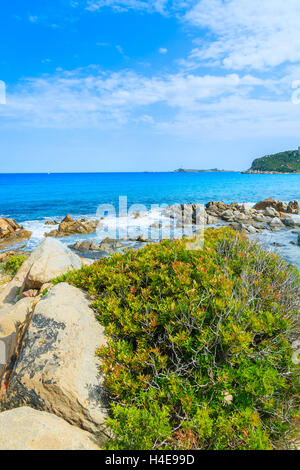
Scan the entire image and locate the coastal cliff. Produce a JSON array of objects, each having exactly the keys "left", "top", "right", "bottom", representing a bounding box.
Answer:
[{"left": 243, "top": 147, "right": 300, "bottom": 174}]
